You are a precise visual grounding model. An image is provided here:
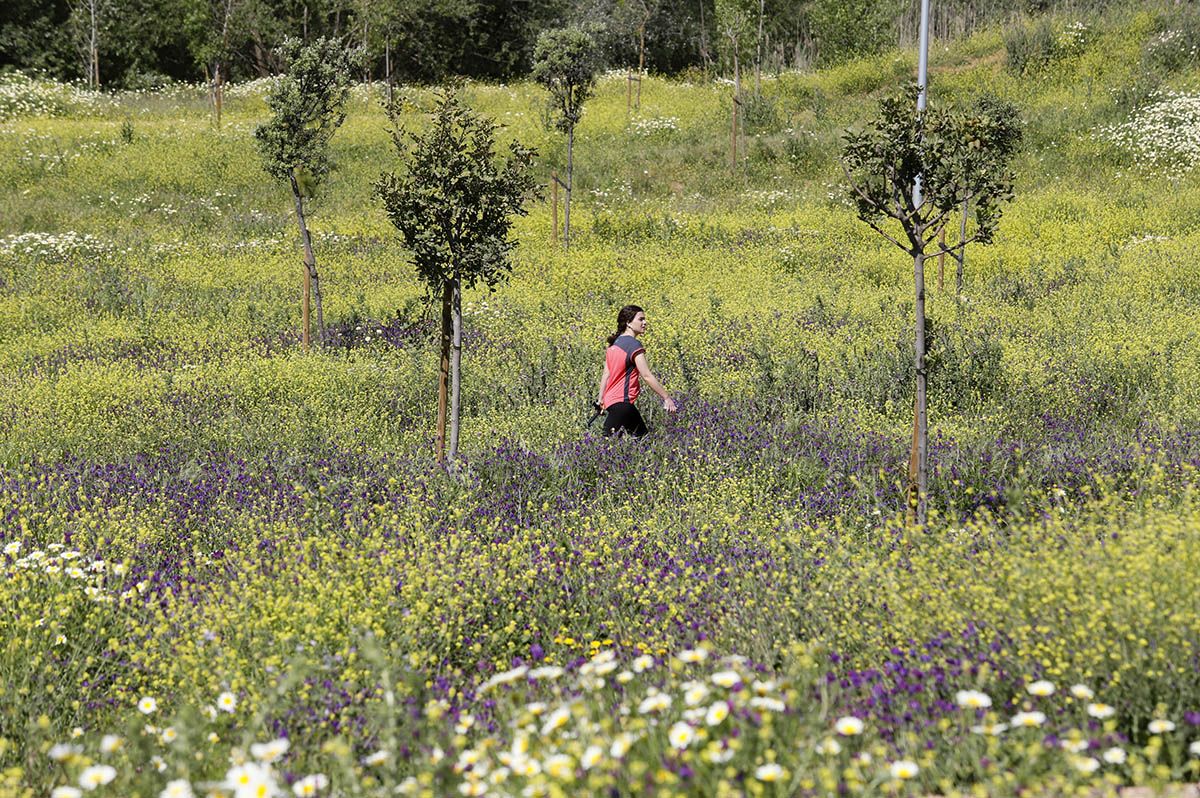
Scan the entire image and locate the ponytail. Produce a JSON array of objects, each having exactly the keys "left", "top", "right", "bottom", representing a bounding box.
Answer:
[{"left": 607, "top": 304, "right": 643, "bottom": 346}]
